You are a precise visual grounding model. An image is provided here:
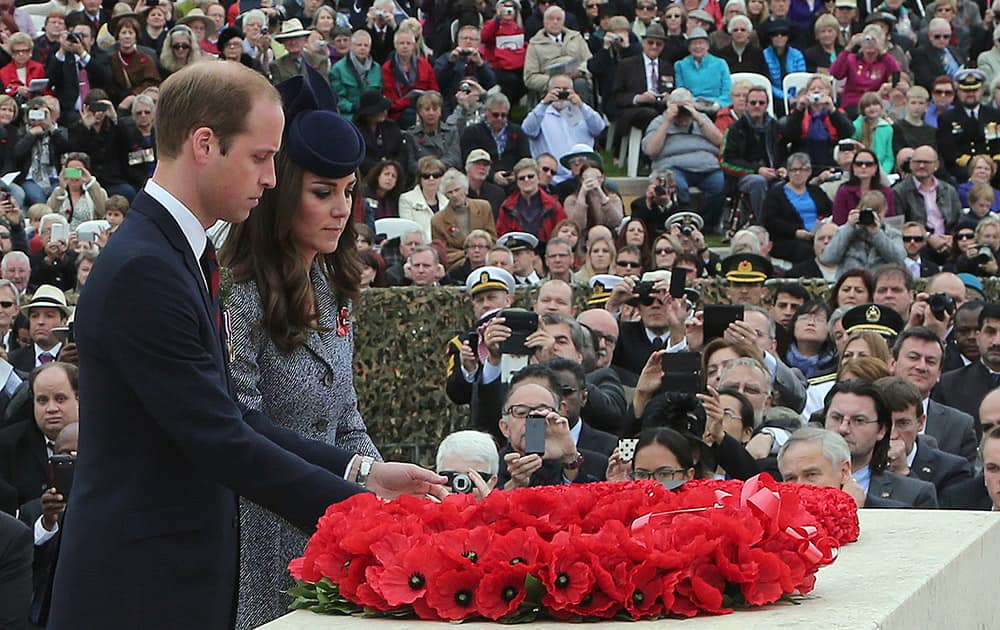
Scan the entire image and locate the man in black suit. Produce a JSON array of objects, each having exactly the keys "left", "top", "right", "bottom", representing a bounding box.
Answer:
[
  {"left": 936, "top": 69, "right": 1000, "bottom": 184},
  {"left": 47, "top": 18, "right": 113, "bottom": 126},
  {"left": 459, "top": 92, "right": 531, "bottom": 187},
  {"left": 777, "top": 426, "right": 906, "bottom": 509},
  {"left": 611, "top": 23, "right": 673, "bottom": 145},
  {"left": 0, "top": 279, "right": 20, "bottom": 354},
  {"left": 496, "top": 370, "right": 608, "bottom": 489},
  {"left": 942, "top": 300, "right": 984, "bottom": 372},
  {"left": 877, "top": 376, "right": 971, "bottom": 496},
  {"left": 7, "top": 285, "right": 70, "bottom": 378},
  {"left": 547, "top": 359, "right": 620, "bottom": 453},
  {"left": 0, "top": 510, "right": 31, "bottom": 629},
  {"left": 901, "top": 222, "right": 940, "bottom": 279},
  {"left": 0, "top": 362, "right": 78, "bottom": 508},
  {"left": 823, "top": 379, "right": 938, "bottom": 507},
  {"left": 934, "top": 302, "right": 1000, "bottom": 433},
  {"left": 785, "top": 221, "right": 839, "bottom": 280},
  {"left": 942, "top": 422, "right": 1000, "bottom": 510},
  {"left": 48, "top": 62, "right": 444, "bottom": 629},
  {"left": 910, "top": 19, "right": 963, "bottom": 91},
  {"left": 890, "top": 327, "right": 978, "bottom": 464}
]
